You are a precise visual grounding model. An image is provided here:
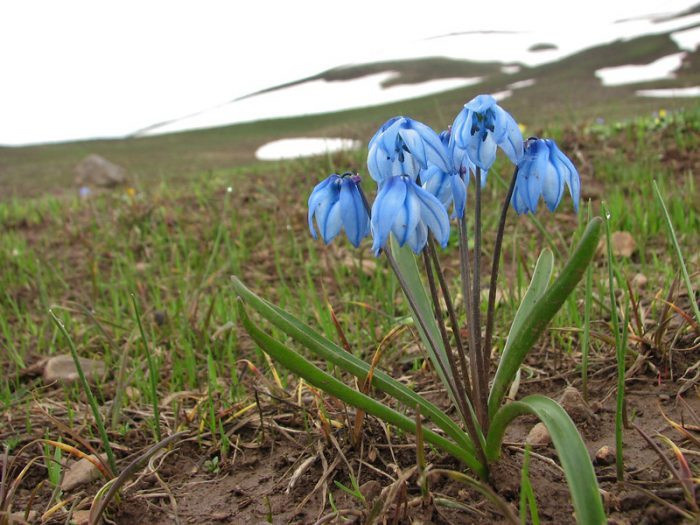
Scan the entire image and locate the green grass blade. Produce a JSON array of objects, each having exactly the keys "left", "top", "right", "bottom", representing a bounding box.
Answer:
[
  {"left": 581, "top": 201, "right": 593, "bottom": 401},
  {"left": 49, "top": 310, "right": 117, "bottom": 474},
  {"left": 231, "top": 276, "right": 476, "bottom": 453},
  {"left": 237, "top": 300, "right": 486, "bottom": 478},
  {"left": 488, "top": 219, "right": 602, "bottom": 419},
  {"left": 652, "top": 180, "right": 700, "bottom": 329},
  {"left": 389, "top": 238, "right": 454, "bottom": 401},
  {"left": 486, "top": 395, "right": 605, "bottom": 524}
]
